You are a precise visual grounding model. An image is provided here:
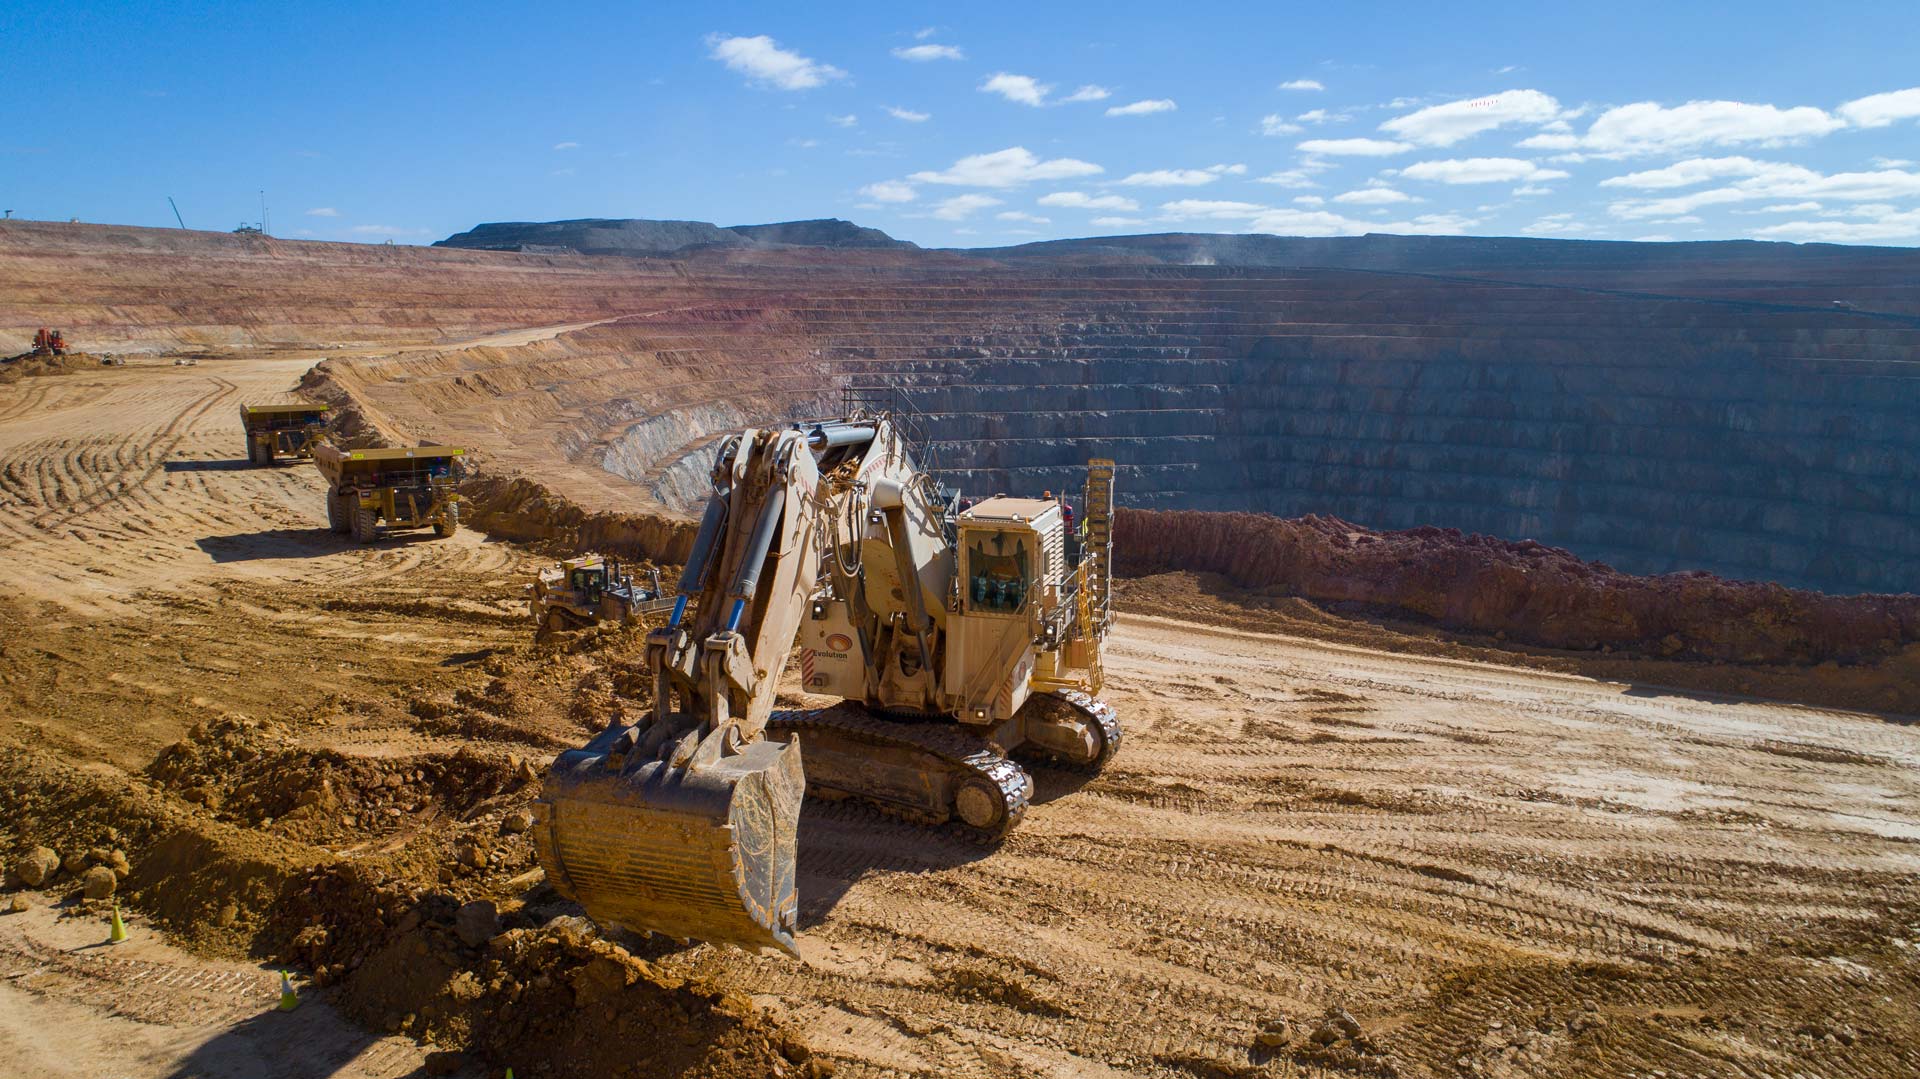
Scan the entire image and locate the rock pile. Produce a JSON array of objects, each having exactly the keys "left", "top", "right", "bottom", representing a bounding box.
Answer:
[{"left": 1117, "top": 509, "right": 1920, "bottom": 668}]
